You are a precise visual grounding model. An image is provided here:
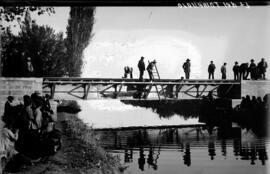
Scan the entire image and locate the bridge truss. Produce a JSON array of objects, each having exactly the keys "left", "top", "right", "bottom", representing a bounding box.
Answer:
[{"left": 42, "top": 77, "right": 241, "bottom": 100}]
